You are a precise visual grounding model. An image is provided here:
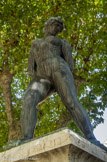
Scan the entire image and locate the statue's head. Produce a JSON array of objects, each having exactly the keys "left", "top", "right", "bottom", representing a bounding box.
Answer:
[{"left": 44, "top": 16, "right": 64, "bottom": 36}]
